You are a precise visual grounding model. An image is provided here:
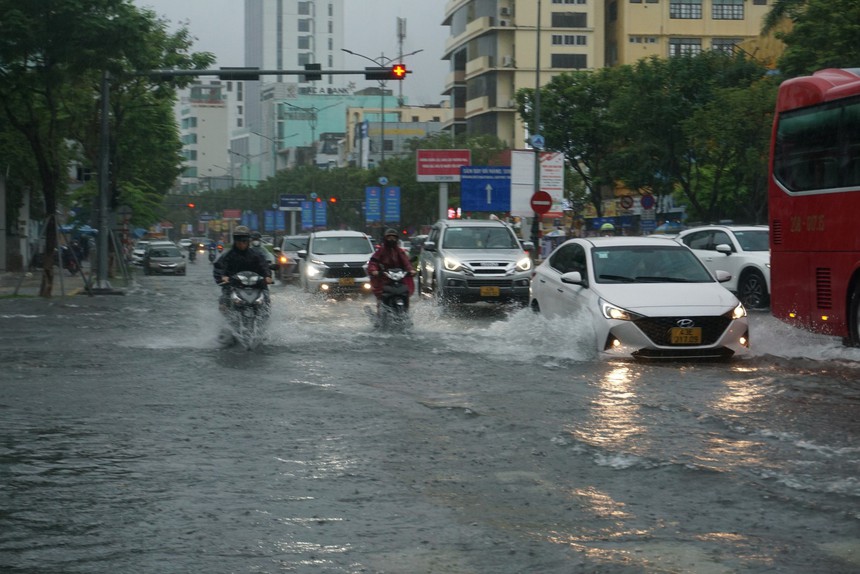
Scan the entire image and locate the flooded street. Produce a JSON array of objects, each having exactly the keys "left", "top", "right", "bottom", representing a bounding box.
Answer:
[{"left": 1, "top": 262, "right": 858, "bottom": 573}]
